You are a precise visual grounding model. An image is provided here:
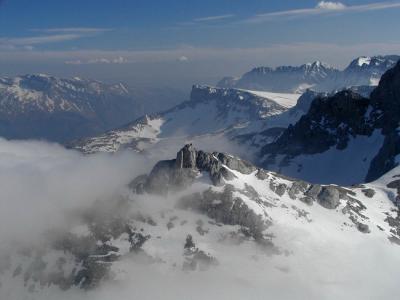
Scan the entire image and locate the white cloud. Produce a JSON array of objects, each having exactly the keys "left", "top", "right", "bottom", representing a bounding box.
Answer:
[
  {"left": 31, "top": 27, "right": 111, "bottom": 33},
  {"left": 244, "top": 1, "right": 400, "bottom": 23},
  {"left": 194, "top": 14, "right": 235, "bottom": 22},
  {"left": 178, "top": 55, "right": 189, "bottom": 62},
  {"left": 0, "top": 138, "right": 150, "bottom": 246},
  {"left": 316, "top": 1, "right": 347, "bottom": 10},
  {"left": 65, "top": 56, "right": 129, "bottom": 65},
  {"left": 0, "top": 34, "right": 83, "bottom": 47},
  {"left": 0, "top": 28, "right": 110, "bottom": 49}
]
